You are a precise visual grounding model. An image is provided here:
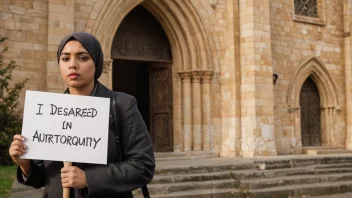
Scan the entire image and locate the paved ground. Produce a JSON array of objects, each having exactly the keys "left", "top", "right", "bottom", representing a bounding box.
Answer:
[
  {"left": 10, "top": 154, "right": 352, "bottom": 198},
  {"left": 10, "top": 182, "right": 43, "bottom": 198}
]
